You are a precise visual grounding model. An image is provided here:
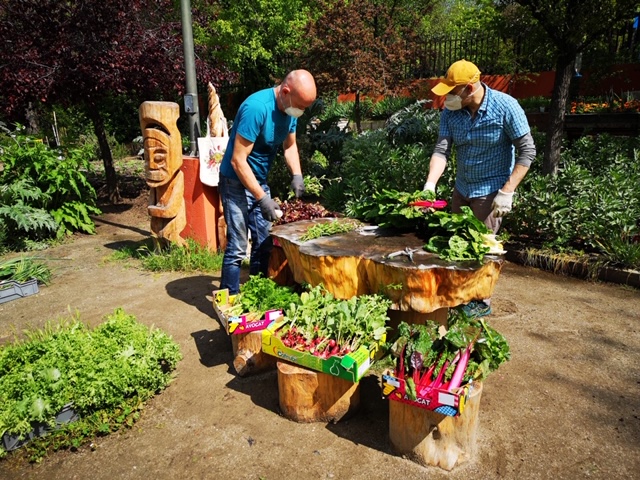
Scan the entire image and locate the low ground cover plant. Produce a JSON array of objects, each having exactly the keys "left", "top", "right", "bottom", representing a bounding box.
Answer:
[{"left": 0, "top": 308, "right": 182, "bottom": 461}]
